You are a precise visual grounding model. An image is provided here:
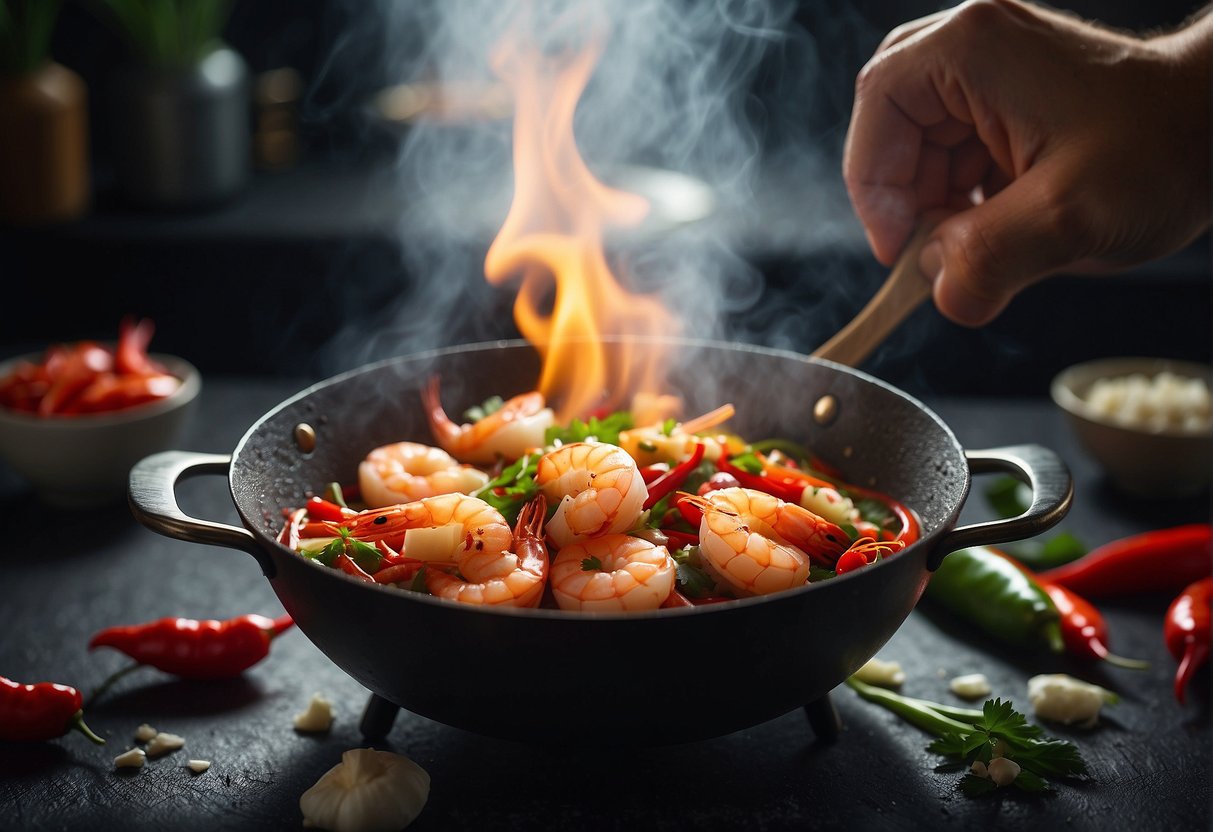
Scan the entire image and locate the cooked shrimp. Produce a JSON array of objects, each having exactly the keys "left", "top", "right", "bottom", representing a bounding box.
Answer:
[
  {"left": 422, "top": 375, "right": 554, "bottom": 464},
  {"left": 550, "top": 534, "right": 676, "bottom": 612},
  {"left": 536, "top": 442, "right": 647, "bottom": 549},
  {"left": 425, "top": 496, "right": 549, "bottom": 607},
  {"left": 343, "top": 493, "right": 514, "bottom": 569},
  {"left": 358, "top": 441, "right": 489, "bottom": 508},
  {"left": 686, "top": 487, "right": 849, "bottom": 596}
]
